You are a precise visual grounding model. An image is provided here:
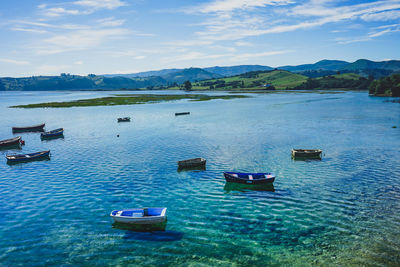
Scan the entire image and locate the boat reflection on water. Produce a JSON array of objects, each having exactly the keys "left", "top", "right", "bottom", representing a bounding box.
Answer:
[
  {"left": 0, "top": 144, "right": 22, "bottom": 151},
  {"left": 177, "top": 165, "right": 206, "bottom": 172},
  {"left": 40, "top": 135, "right": 64, "bottom": 142},
  {"left": 112, "top": 221, "right": 167, "bottom": 232},
  {"left": 112, "top": 220, "right": 184, "bottom": 241},
  {"left": 224, "top": 182, "right": 275, "bottom": 193}
]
